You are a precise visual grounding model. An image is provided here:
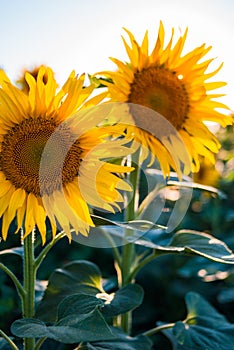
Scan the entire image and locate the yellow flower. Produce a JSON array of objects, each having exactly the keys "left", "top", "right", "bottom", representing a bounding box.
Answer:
[
  {"left": 96, "top": 21, "right": 232, "bottom": 175},
  {"left": 0, "top": 66, "right": 133, "bottom": 244},
  {"left": 193, "top": 157, "right": 220, "bottom": 187}
]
